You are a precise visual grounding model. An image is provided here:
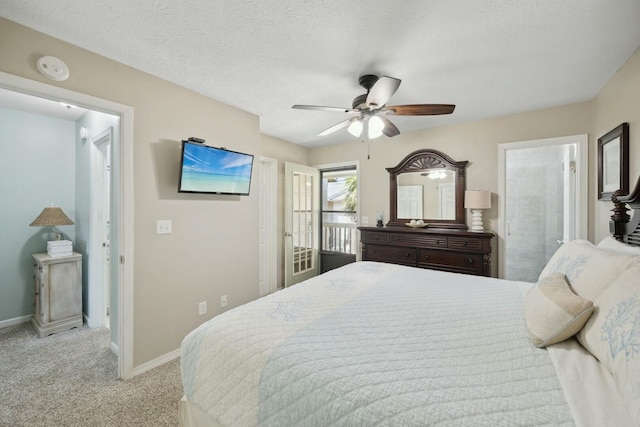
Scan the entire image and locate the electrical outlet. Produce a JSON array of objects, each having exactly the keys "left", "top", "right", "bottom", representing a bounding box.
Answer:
[
  {"left": 361, "top": 216, "right": 369, "bottom": 224},
  {"left": 156, "top": 220, "right": 172, "bottom": 234},
  {"left": 220, "top": 295, "right": 227, "bottom": 308},
  {"left": 198, "top": 301, "right": 207, "bottom": 315}
]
